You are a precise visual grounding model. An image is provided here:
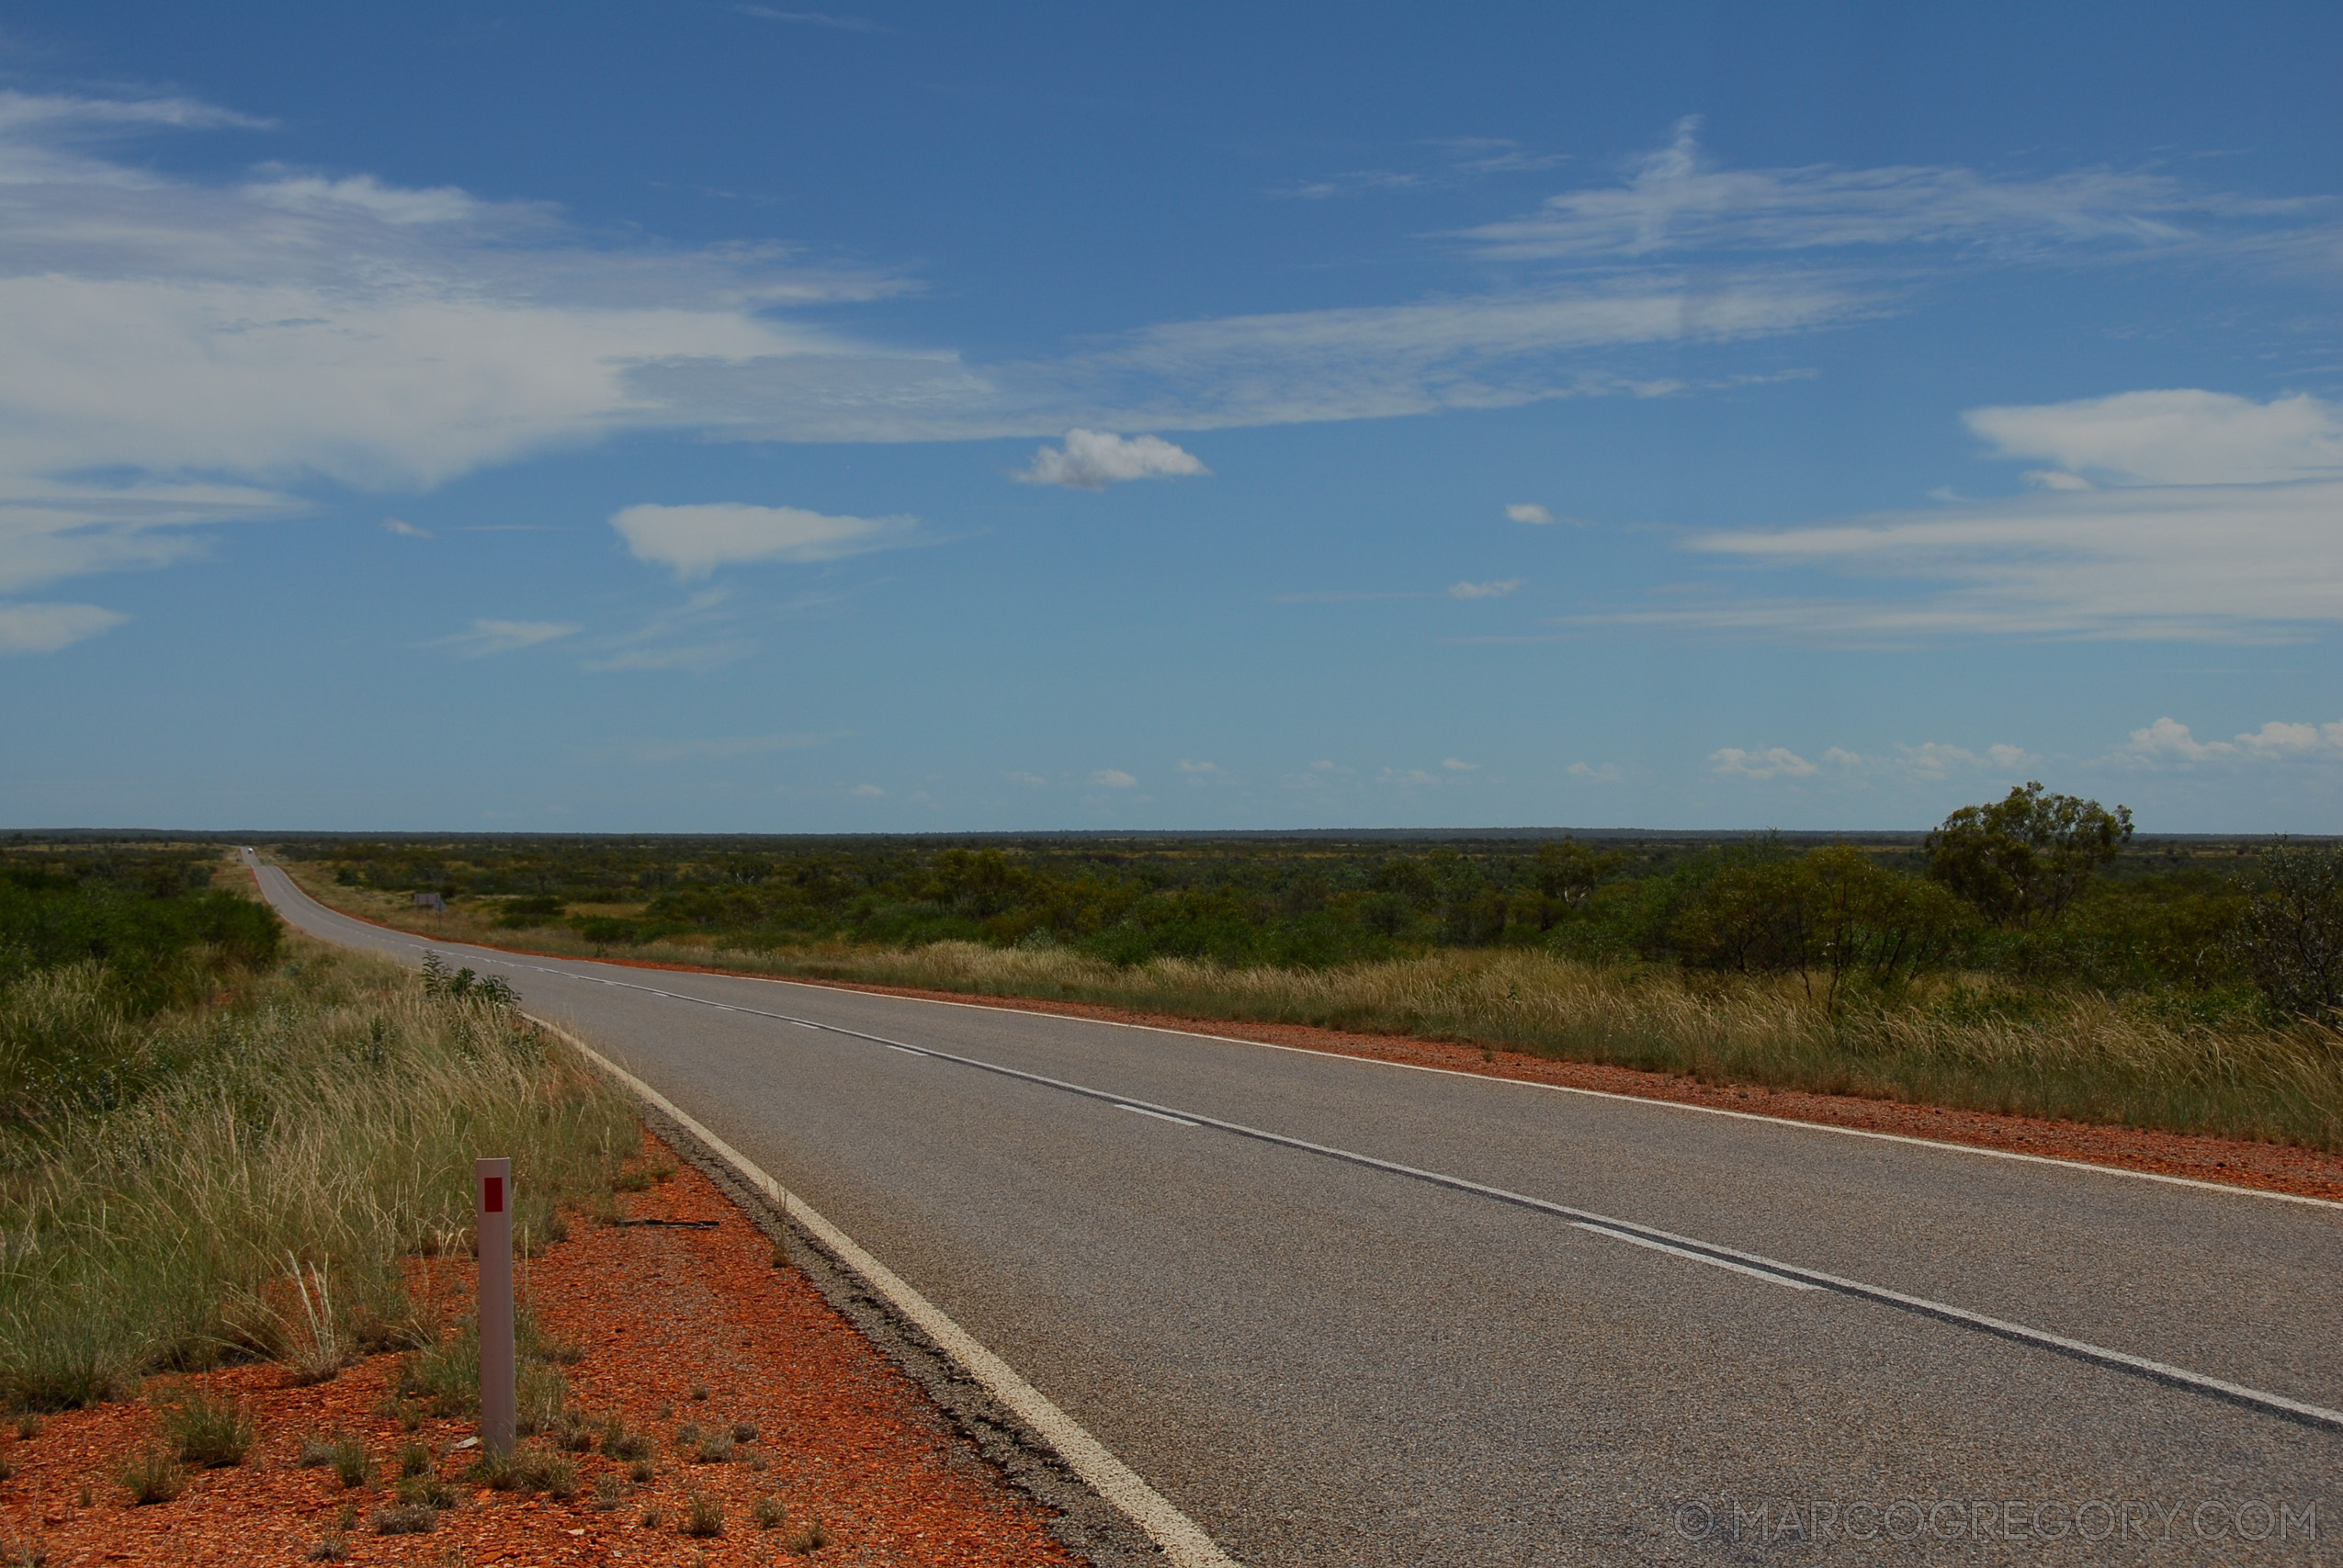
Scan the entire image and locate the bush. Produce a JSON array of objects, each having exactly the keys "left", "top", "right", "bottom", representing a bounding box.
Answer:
[
  {"left": 2232, "top": 842, "right": 2343, "bottom": 1024},
  {"left": 158, "top": 1386, "right": 256, "bottom": 1468},
  {"left": 371, "top": 1504, "right": 437, "bottom": 1536},
  {"left": 119, "top": 1443, "right": 186, "bottom": 1505},
  {"left": 681, "top": 1491, "right": 725, "bottom": 1538}
]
